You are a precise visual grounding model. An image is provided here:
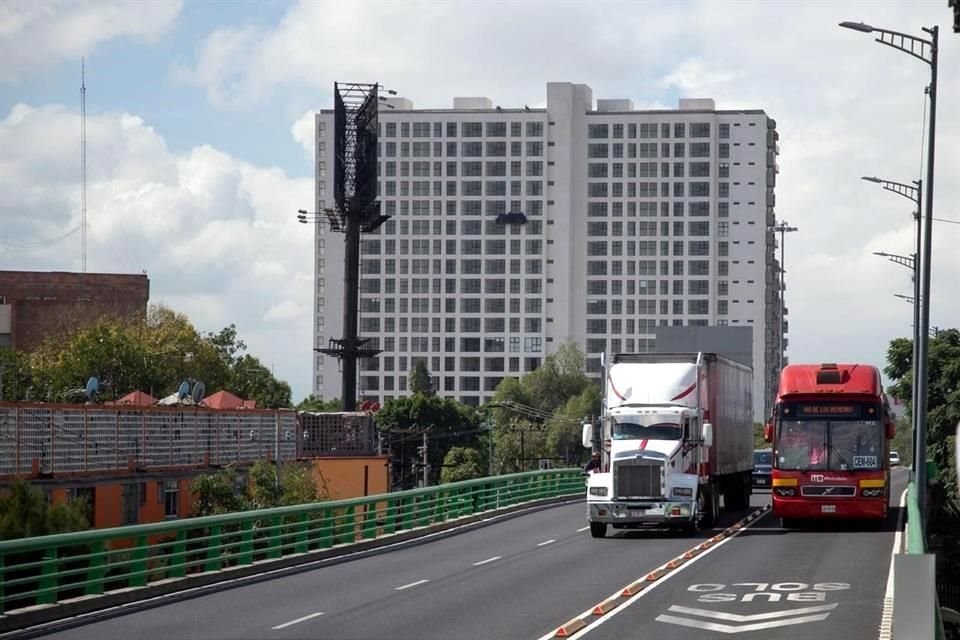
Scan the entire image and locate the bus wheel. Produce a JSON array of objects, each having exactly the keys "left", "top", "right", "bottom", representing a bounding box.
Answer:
[{"left": 589, "top": 521, "right": 607, "bottom": 538}]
